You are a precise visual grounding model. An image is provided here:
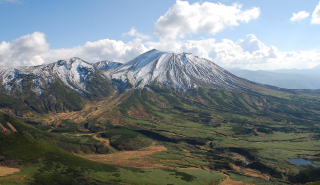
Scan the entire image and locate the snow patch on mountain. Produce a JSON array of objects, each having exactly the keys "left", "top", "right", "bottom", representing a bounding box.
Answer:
[
  {"left": 54, "top": 58, "right": 94, "bottom": 93},
  {"left": 0, "top": 50, "right": 253, "bottom": 97},
  {"left": 0, "top": 58, "right": 96, "bottom": 96},
  {"left": 0, "top": 67, "right": 23, "bottom": 93},
  {"left": 93, "top": 61, "right": 123, "bottom": 71}
]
